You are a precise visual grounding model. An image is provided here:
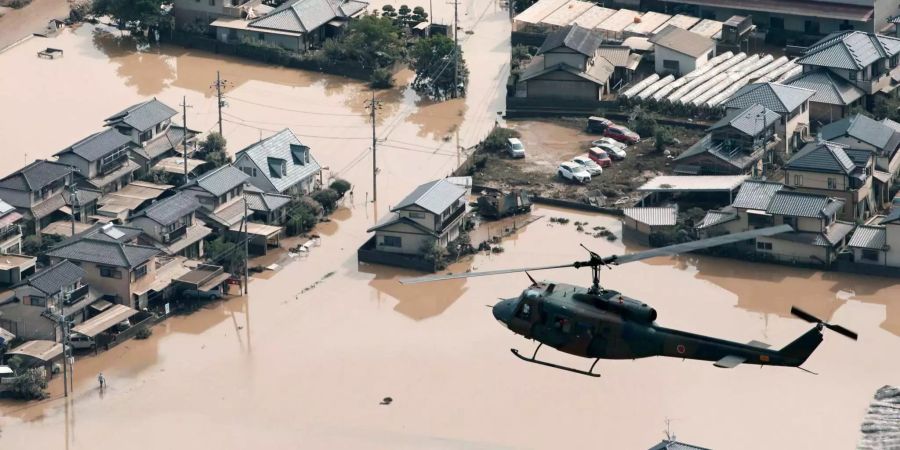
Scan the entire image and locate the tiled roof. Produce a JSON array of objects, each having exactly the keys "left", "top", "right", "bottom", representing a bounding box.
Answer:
[
  {"left": 133, "top": 126, "right": 194, "bottom": 161},
  {"left": 767, "top": 191, "right": 844, "bottom": 218},
  {"left": 697, "top": 208, "right": 737, "bottom": 229},
  {"left": 520, "top": 56, "right": 614, "bottom": 86},
  {"left": 647, "top": 439, "right": 711, "bottom": 450},
  {"left": 135, "top": 192, "right": 200, "bottom": 226},
  {"left": 26, "top": 260, "right": 84, "bottom": 296},
  {"left": 64, "top": 188, "right": 102, "bottom": 207},
  {"left": 848, "top": 225, "right": 887, "bottom": 249},
  {"left": 786, "top": 142, "right": 855, "bottom": 174},
  {"left": 820, "top": 113, "right": 896, "bottom": 152},
  {"left": 235, "top": 129, "right": 320, "bottom": 194},
  {"left": 844, "top": 148, "right": 874, "bottom": 168},
  {"left": 722, "top": 82, "right": 814, "bottom": 114},
  {"left": 0, "top": 160, "right": 71, "bottom": 192},
  {"left": 782, "top": 70, "right": 864, "bottom": 106},
  {"left": 367, "top": 211, "right": 438, "bottom": 236},
  {"left": 596, "top": 45, "right": 631, "bottom": 67},
  {"left": 47, "top": 238, "right": 158, "bottom": 268},
  {"left": 537, "top": 24, "right": 603, "bottom": 57},
  {"left": 648, "top": 25, "right": 714, "bottom": 58},
  {"left": 105, "top": 98, "right": 177, "bottom": 132},
  {"left": 820, "top": 221, "right": 855, "bottom": 246},
  {"left": 623, "top": 206, "right": 678, "bottom": 226},
  {"left": 708, "top": 103, "right": 780, "bottom": 136},
  {"left": 244, "top": 185, "right": 291, "bottom": 212},
  {"left": 392, "top": 179, "right": 466, "bottom": 215},
  {"left": 189, "top": 165, "right": 249, "bottom": 197},
  {"left": 798, "top": 31, "right": 900, "bottom": 70},
  {"left": 249, "top": 0, "right": 366, "bottom": 34},
  {"left": 56, "top": 128, "right": 133, "bottom": 162},
  {"left": 731, "top": 181, "right": 784, "bottom": 210},
  {"left": 881, "top": 208, "right": 900, "bottom": 224}
]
